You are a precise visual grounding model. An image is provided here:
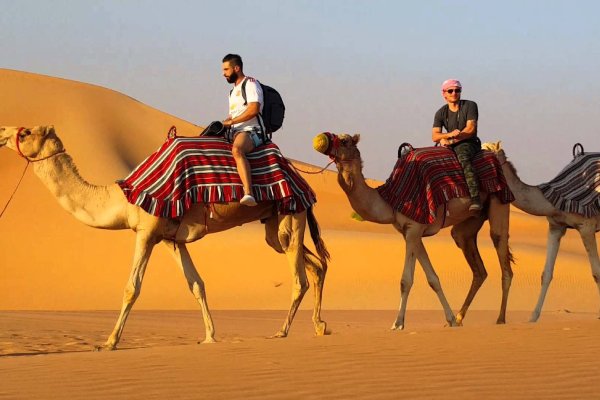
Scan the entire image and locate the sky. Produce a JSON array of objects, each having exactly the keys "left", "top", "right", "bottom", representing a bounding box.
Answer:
[{"left": 1, "top": 0, "right": 599, "bottom": 182}]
